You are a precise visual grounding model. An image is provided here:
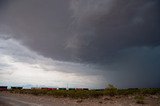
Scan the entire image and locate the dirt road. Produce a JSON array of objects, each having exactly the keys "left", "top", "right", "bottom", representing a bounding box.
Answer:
[
  {"left": 0, "top": 95, "right": 43, "bottom": 106},
  {"left": 0, "top": 92, "right": 160, "bottom": 106}
]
